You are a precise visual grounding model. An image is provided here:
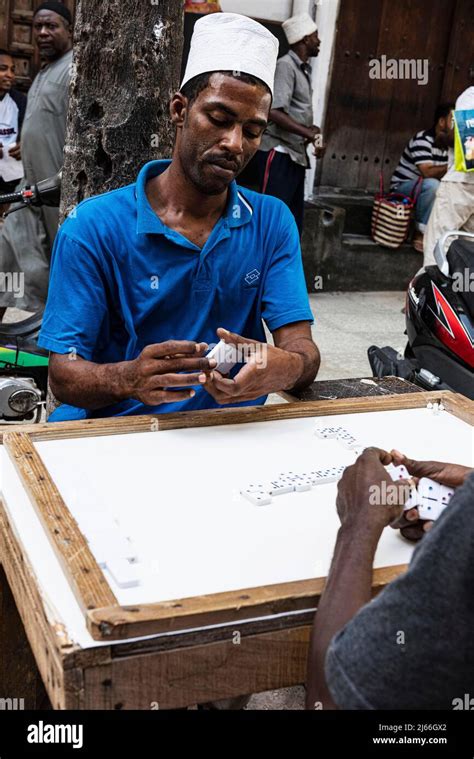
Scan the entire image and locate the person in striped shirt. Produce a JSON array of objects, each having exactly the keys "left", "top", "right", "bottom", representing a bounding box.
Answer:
[{"left": 391, "top": 103, "right": 454, "bottom": 251}]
